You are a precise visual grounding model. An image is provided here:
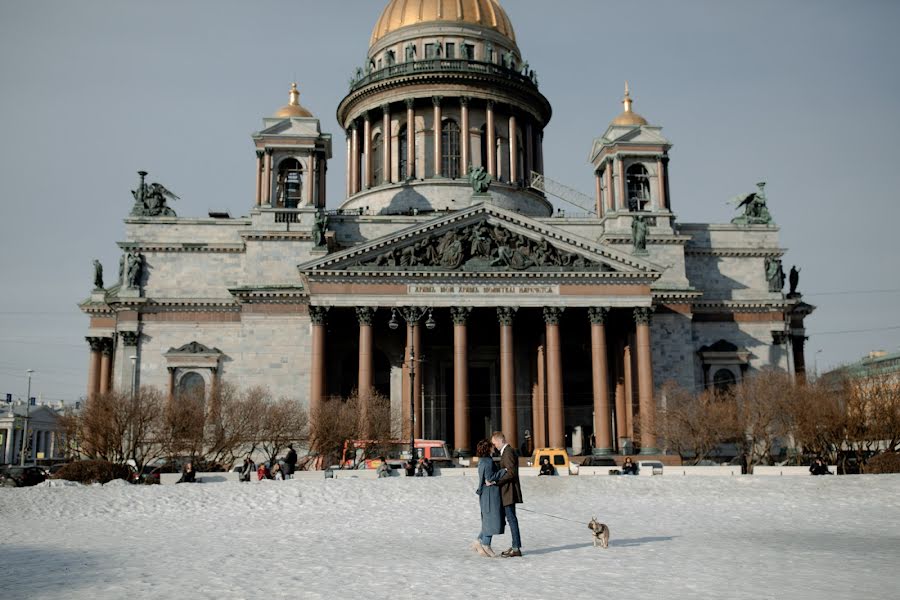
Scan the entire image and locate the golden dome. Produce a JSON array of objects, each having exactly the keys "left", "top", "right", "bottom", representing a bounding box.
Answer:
[
  {"left": 274, "top": 83, "right": 314, "bottom": 118},
  {"left": 371, "top": 0, "right": 516, "bottom": 47},
  {"left": 610, "top": 81, "right": 648, "bottom": 127}
]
